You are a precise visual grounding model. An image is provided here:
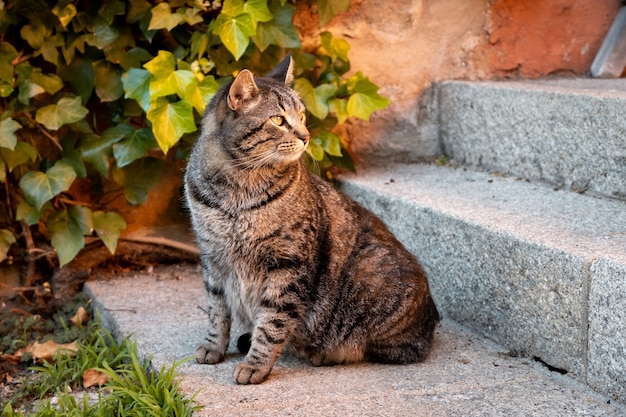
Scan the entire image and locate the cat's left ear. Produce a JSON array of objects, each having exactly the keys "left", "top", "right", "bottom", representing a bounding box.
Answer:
[
  {"left": 228, "top": 70, "right": 258, "bottom": 111},
  {"left": 266, "top": 55, "right": 294, "bottom": 85}
]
